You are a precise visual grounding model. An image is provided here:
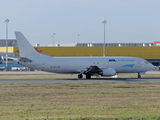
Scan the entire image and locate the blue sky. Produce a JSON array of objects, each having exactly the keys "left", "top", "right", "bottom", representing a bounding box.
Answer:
[{"left": 0, "top": 0, "right": 160, "bottom": 46}]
